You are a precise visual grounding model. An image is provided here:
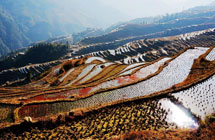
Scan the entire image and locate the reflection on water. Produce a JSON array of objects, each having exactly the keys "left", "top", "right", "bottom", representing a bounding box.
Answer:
[
  {"left": 159, "top": 98, "right": 199, "bottom": 129},
  {"left": 173, "top": 75, "right": 215, "bottom": 119}
]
